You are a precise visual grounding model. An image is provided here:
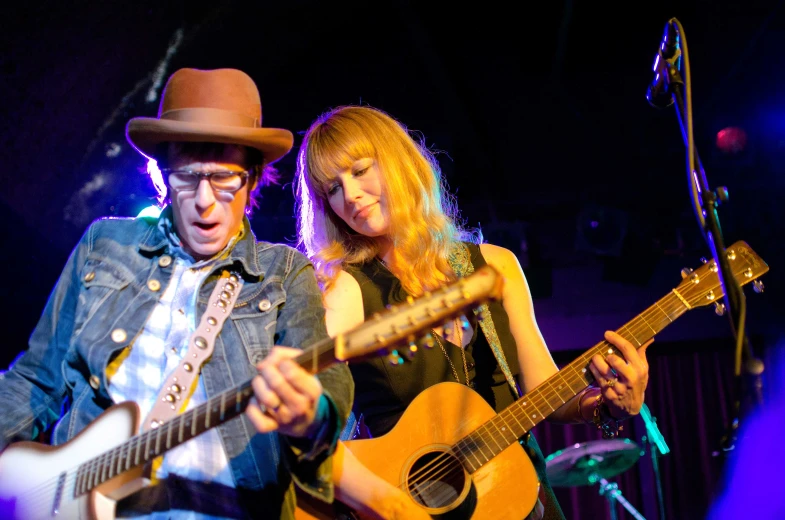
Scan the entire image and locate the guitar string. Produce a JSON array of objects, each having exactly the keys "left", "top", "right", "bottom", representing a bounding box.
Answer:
[
  {"left": 13, "top": 269, "right": 734, "bottom": 507},
  {"left": 16, "top": 383, "right": 256, "bottom": 504},
  {"left": 401, "top": 280, "right": 718, "bottom": 507},
  {"left": 18, "top": 275, "right": 713, "bottom": 504},
  {"left": 394, "top": 286, "right": 708, "bottom": 505},
  {"left": 22, "top": 338, "right": 348, "bottom": 503},
  {"left": 399, "top": 306, "right": 683, "bottom": 505}
]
